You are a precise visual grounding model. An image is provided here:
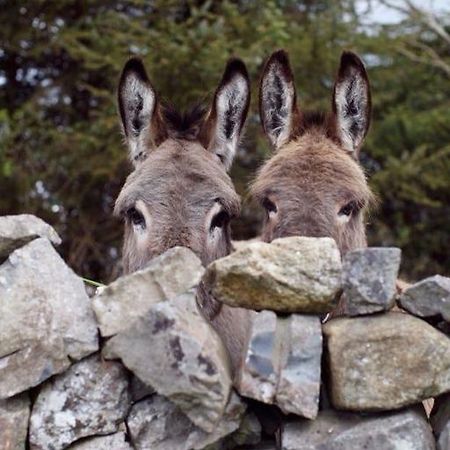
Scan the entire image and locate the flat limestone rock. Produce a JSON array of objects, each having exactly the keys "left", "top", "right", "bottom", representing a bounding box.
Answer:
[
  {"left": 400, "top": 275, "right": 450, "bottom": 322},
  {"left": 0, "top": 214, "right": 61, "bottom": 260},
  {"left": 0, "top": 238, "right": 98, "bottom": 399},
  {"left": 431, "top": 393, "right": 450, "bottom": 450},
  {"left": 282, "top": 408, "right": 435, "bottom": 450},
  {"left": 127, "top": 392, "right": 245, "bottom": 450},
  {"left": 67, "top": 431, "right": 133, "bottom": 450},
  {"left": 203, "top": 236, "right": 342, "bottom": 314},
  {"left": 29, "top": 354, "right": 131, "bottom": 450},
  {"left": 341, "top": 247, "right": 401, "bottom": 316},
  {"left": 0, "top": 393, "right": 30, "bottom": 450},
  {"left": 103, "top": 291, "right": 232, "bottom": 433},
  {"left": 237, "top": 311, "right": 322, "bottom": 419},
  {"left": 324, "top": 312, "right": 450, "bottom": 411},
  {"left": 93, "top": 246, "right": 204, "bottom": 337}
]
